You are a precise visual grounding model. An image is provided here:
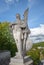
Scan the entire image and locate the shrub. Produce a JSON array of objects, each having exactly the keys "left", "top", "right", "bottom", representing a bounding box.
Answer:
[
  {"left": 0, "top": 22, "right": 17, "bottom": 57},
  {"left": 27, "top": 49, "right": 40, "bottom": 65},
  {"left": 40, "top": 50, "right": 44, "bottom": 59}
]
